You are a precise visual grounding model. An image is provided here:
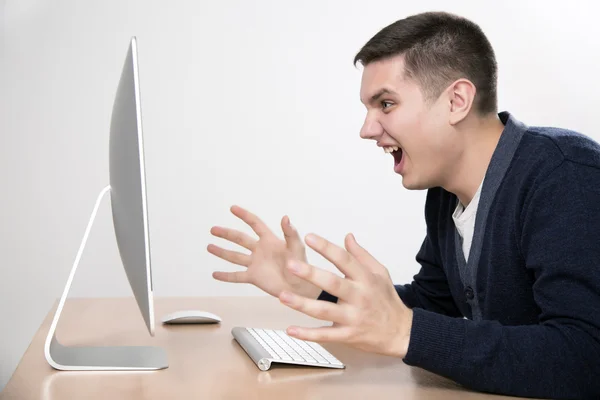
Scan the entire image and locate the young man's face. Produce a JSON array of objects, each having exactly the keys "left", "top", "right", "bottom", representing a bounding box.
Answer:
[{"left": 359, "top": 54, "right": 460, "bottom": 190}]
